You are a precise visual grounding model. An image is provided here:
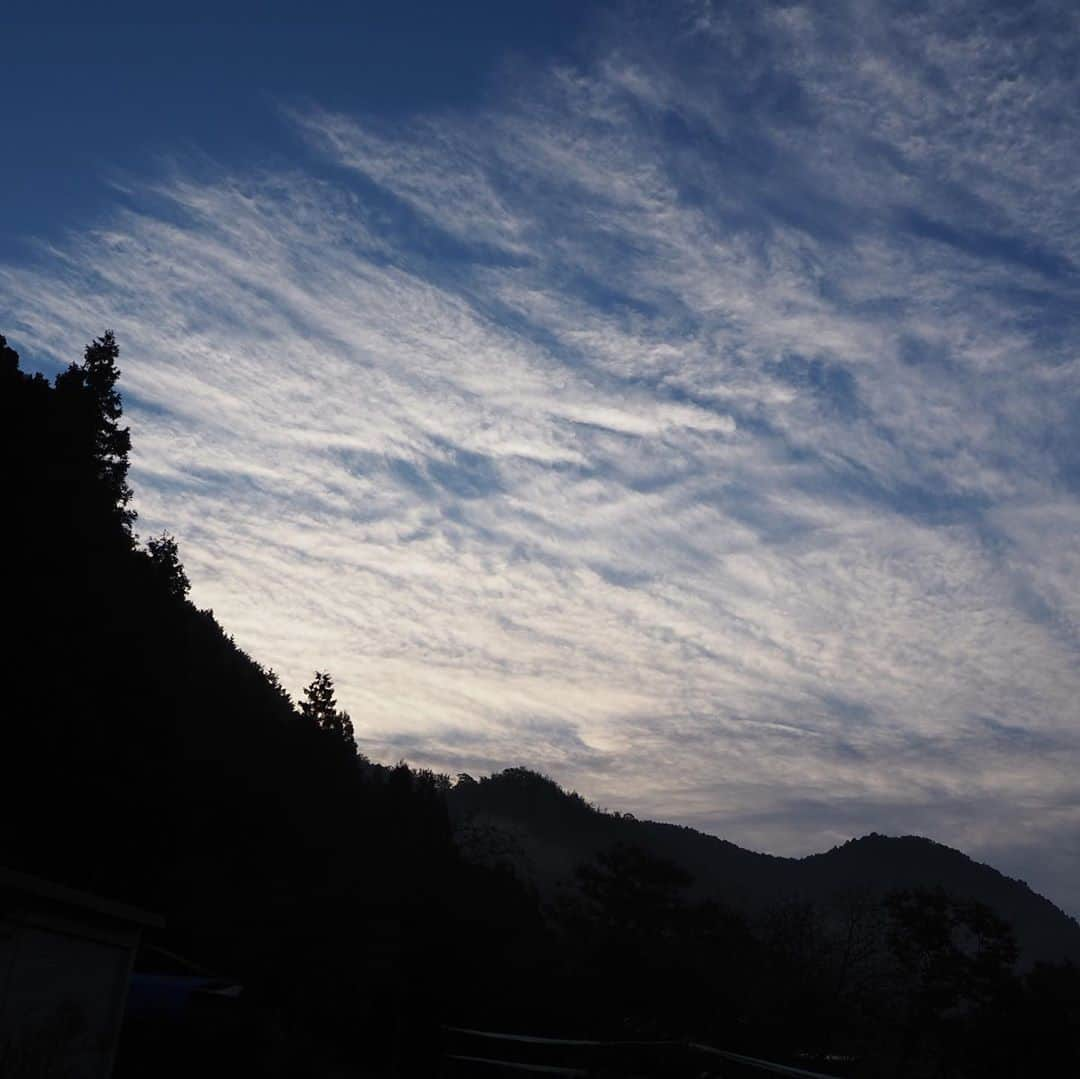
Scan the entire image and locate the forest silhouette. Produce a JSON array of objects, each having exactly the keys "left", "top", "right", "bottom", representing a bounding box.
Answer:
[{"left": 2, "top": 331, "right": 1078, "bottom": 1077}]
